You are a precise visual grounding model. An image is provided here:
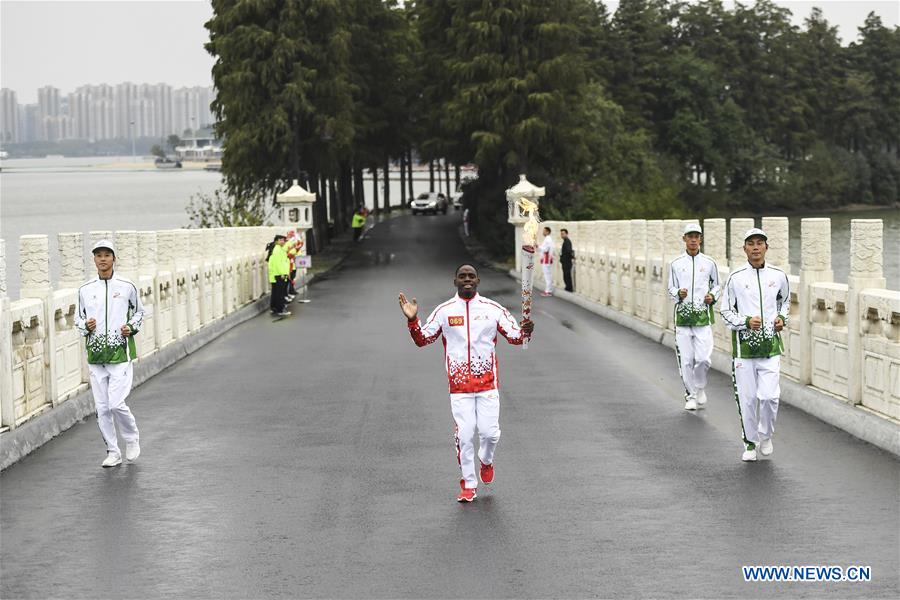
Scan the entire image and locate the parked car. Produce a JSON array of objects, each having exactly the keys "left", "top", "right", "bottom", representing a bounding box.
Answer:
[
  {"left": 451, "top": 188, "right": 464, "bottom": 210},
  {"left": 411, "top": 192, "right": 448, "bottom": 215}
]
